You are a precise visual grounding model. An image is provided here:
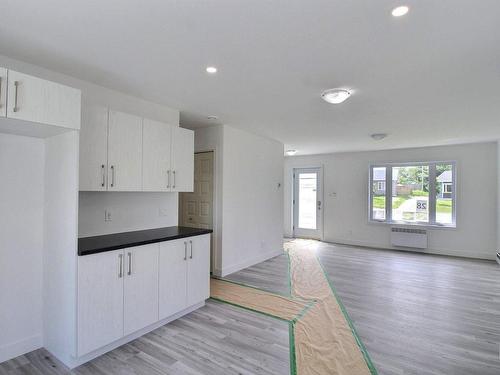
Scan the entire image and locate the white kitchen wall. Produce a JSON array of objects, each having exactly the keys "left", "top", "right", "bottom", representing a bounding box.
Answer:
[
  {"left": 78, "top": 193, "right": 178, "bottom": 237},
  {"left": 284, "top": 142, "right": 498, "bottom": 260},
  {"left": 221, "top": 126, "right": 284, "bottom": 275},
  {"left": 193, "top": 125, "right": 284, "bottom": 276},
  {"left": 0, "top": 134, "right": 44, "bottom": 362}
]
